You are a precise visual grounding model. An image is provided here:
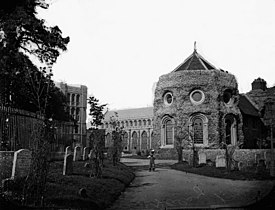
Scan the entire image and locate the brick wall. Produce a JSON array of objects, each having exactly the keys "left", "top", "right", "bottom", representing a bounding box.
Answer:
[{"left": 0, "top": 151, "right": 14, "bottom": 180}]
